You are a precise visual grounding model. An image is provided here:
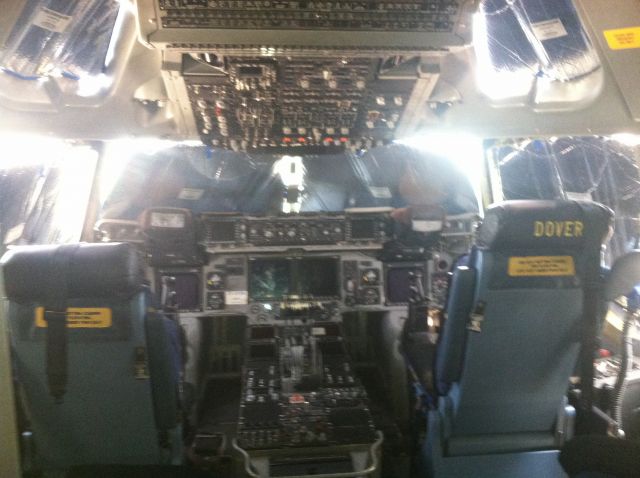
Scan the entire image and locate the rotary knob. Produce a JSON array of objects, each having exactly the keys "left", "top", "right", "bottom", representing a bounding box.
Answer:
[
  {"left": 206, "top": 272, "right": 224, "bottom": 290},
  {"left": 345, "top": 295, "right": 357, "bottom": 307},
  {"left": 361, "top": 288, "right": 380, "bottom": 305},
  {"left": 206, "top": 292, "right": 224, "bottom": 310},
  {"left": 361, "top": 269, "right": 380, "bottom": 285}
]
